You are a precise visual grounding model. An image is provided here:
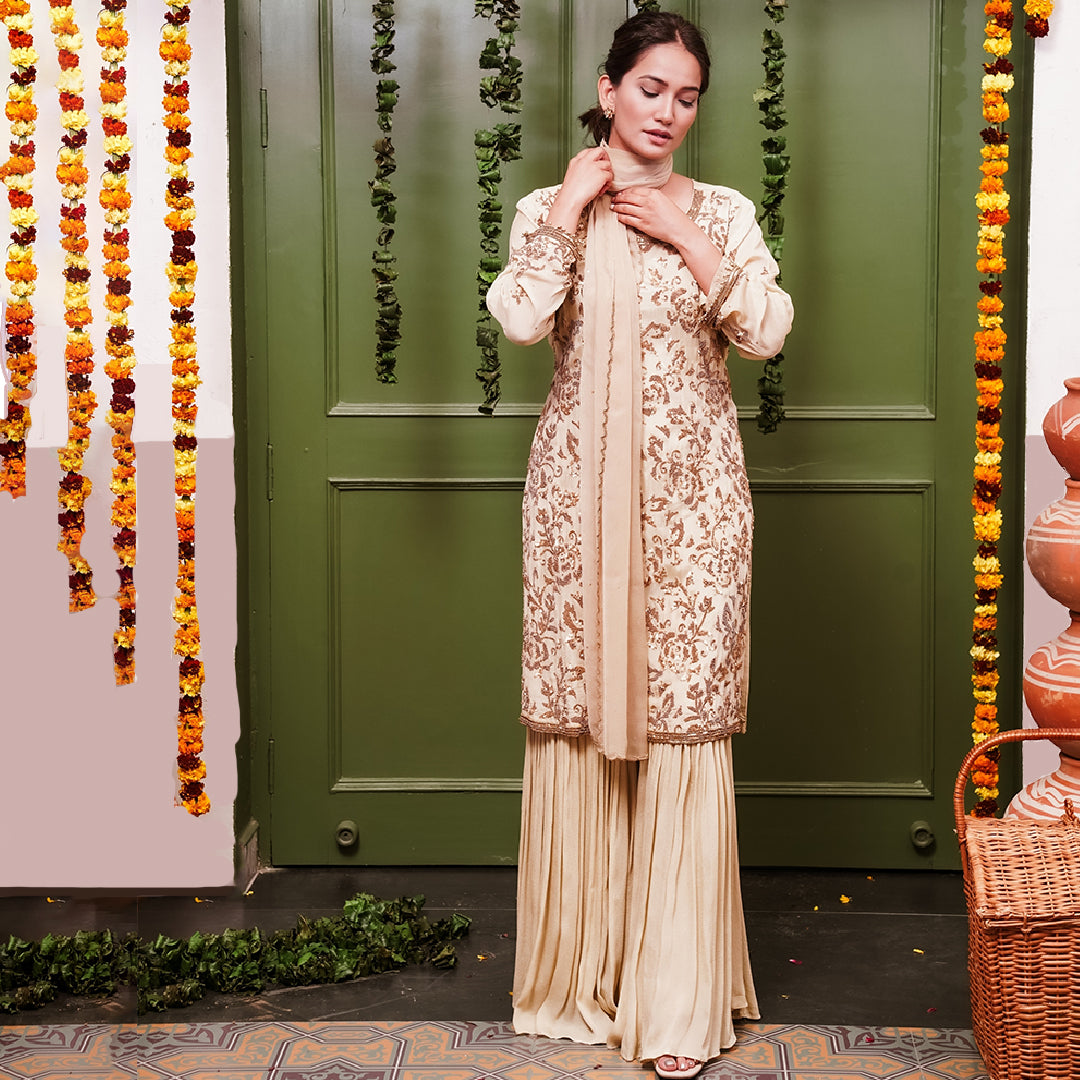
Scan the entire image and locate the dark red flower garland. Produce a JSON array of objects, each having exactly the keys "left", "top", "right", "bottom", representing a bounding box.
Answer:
[
  {"left": 162, "top": 0, "right": 207, "bottom": 816},
  {"left": 99, "top": 0, "right": 136, "bottom": 682},
  {"left": 51, "top": 0, "right": 97, "bottom": 612},
  {"left": 0, "top": 0, "right": 37, "bottom": 499}
]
